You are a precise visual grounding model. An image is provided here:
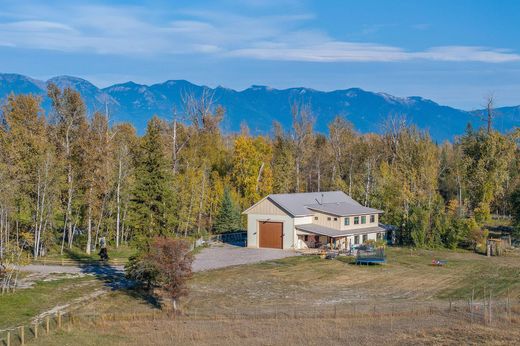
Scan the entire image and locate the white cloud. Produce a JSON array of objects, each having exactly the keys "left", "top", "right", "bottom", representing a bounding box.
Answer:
[{"left": 0, "top": 2, "right": 518, "bottom": 64}]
